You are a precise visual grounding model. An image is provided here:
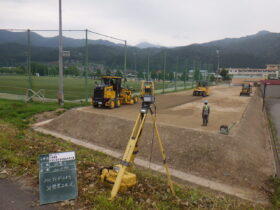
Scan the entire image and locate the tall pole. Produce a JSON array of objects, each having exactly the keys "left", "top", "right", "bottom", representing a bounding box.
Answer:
[
  {"left": 147, "top": 54, "right": 150, "bottom": 81},
  {"left": 85, "top": 29, "right": 89, "bottom": 103},
  {"left": 184, "top": 69, "right": 186, "bottom": 89},
  {"left": 134, "top": 52, "right": 137, "bottom": 73},
  {"left": 124, "top": 40, "right": 127, "bottom": 82},
  {"left": 175, "top": 56, "right": 178, "bottom": 91},
  {"left": 58, "top": 0, "right": 64, "bottom": 105},
  {"left": 192, "top": 60, "right": 195, "bottom": 88},
  {"left": 216, "top": 50, "right": 220, "bottom": 74},
  {"left": 163, "top": 52, "right": 166, "bottom": 93},
  {"left": 27, "top": 29, "right": 32, "bottom": 99}
]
